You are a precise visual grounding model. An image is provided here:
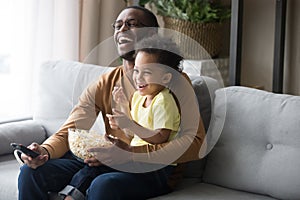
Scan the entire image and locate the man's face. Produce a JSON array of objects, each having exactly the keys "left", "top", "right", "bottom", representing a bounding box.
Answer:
[{"left": 113, "top": 8, "right": 151, "bottom": 62}]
